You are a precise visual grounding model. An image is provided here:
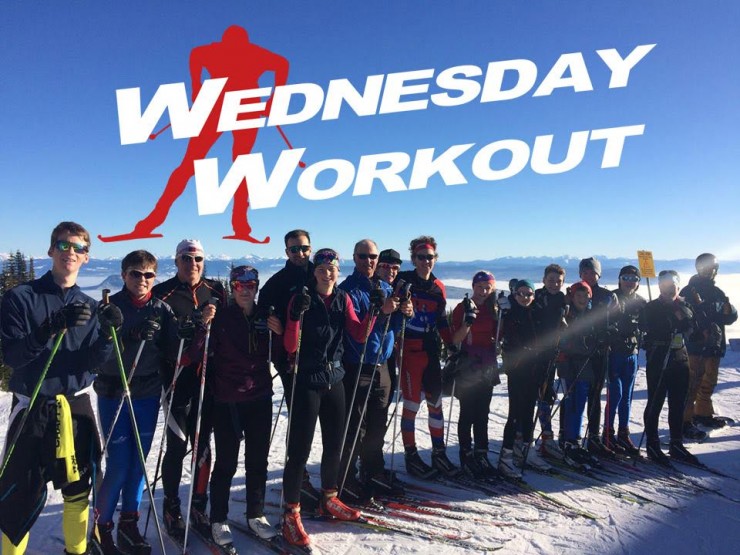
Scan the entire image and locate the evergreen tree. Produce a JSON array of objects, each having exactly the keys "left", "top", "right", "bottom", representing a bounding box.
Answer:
[{"left": 0, "top": 250, "right": 34, "bottom": 390}]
